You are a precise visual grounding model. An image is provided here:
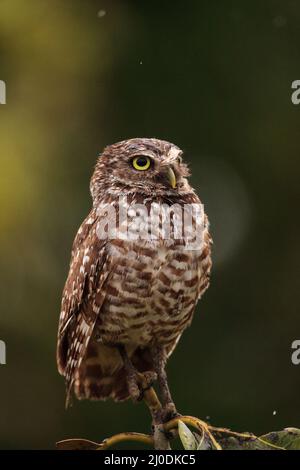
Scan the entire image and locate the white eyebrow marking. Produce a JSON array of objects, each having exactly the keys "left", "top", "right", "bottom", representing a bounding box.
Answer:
[{"left": 168, "top": 147, "right": 181, "bottom": 160}]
